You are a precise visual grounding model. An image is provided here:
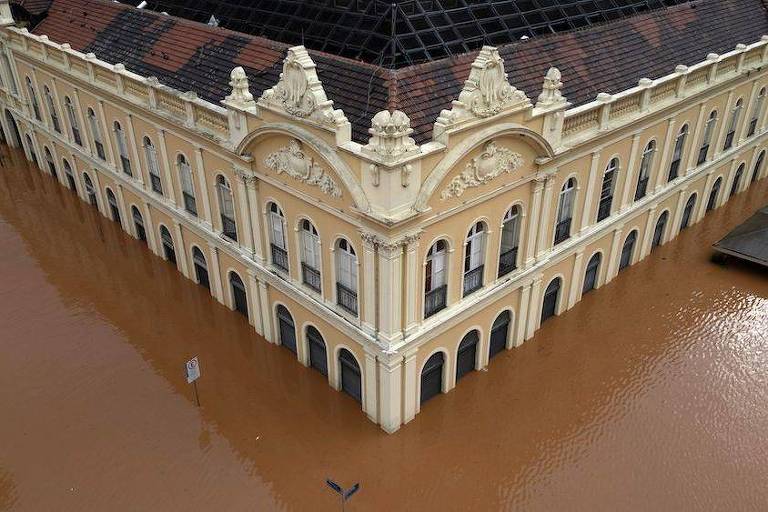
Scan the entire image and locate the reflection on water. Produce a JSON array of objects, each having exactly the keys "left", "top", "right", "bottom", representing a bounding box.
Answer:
[{"left": 1, "top": 144, "right": 768, "bottom": 511}]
